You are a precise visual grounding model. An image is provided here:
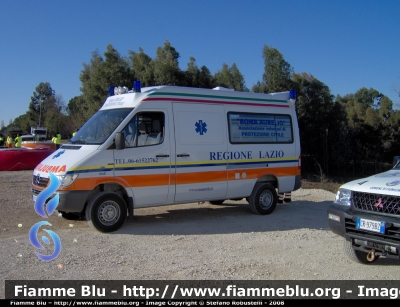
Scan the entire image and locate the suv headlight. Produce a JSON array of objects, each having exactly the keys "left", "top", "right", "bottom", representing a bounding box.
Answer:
[
  {"left": 334, "top": 188, "right": 352, "bottom": 207},
  {"left": 56, "top": 174, "right": 79, "bottom": 188}
]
